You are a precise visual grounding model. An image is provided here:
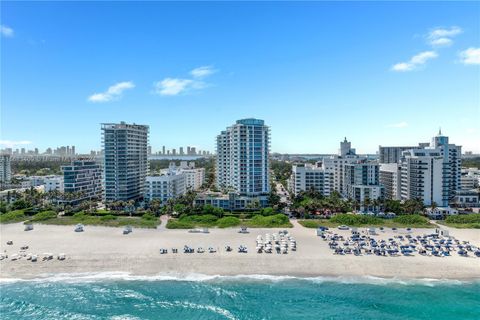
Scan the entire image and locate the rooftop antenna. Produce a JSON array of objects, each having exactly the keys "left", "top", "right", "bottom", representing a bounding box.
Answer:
[{"left": 438, "top": 127, "right": 442, "bottom": 136}]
